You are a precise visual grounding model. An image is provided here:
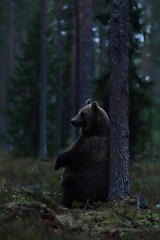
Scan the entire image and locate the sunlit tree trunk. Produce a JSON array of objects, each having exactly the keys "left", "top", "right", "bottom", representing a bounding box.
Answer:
[
  {"left": 109, "top": 0, "right": 130, "bottom": 200},
  {"left": 38, "top": 0, "right": 48, "bottom": 160}
]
